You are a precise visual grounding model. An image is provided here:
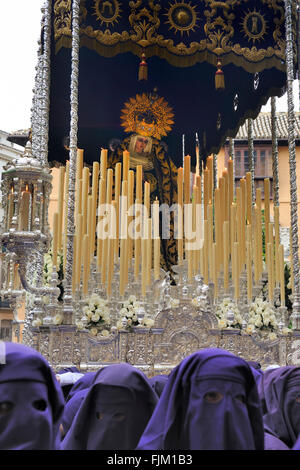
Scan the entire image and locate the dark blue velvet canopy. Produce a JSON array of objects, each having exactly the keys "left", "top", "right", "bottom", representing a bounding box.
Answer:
[{"left": 49, "top": 0, "right": 298, "bottom": 167}]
